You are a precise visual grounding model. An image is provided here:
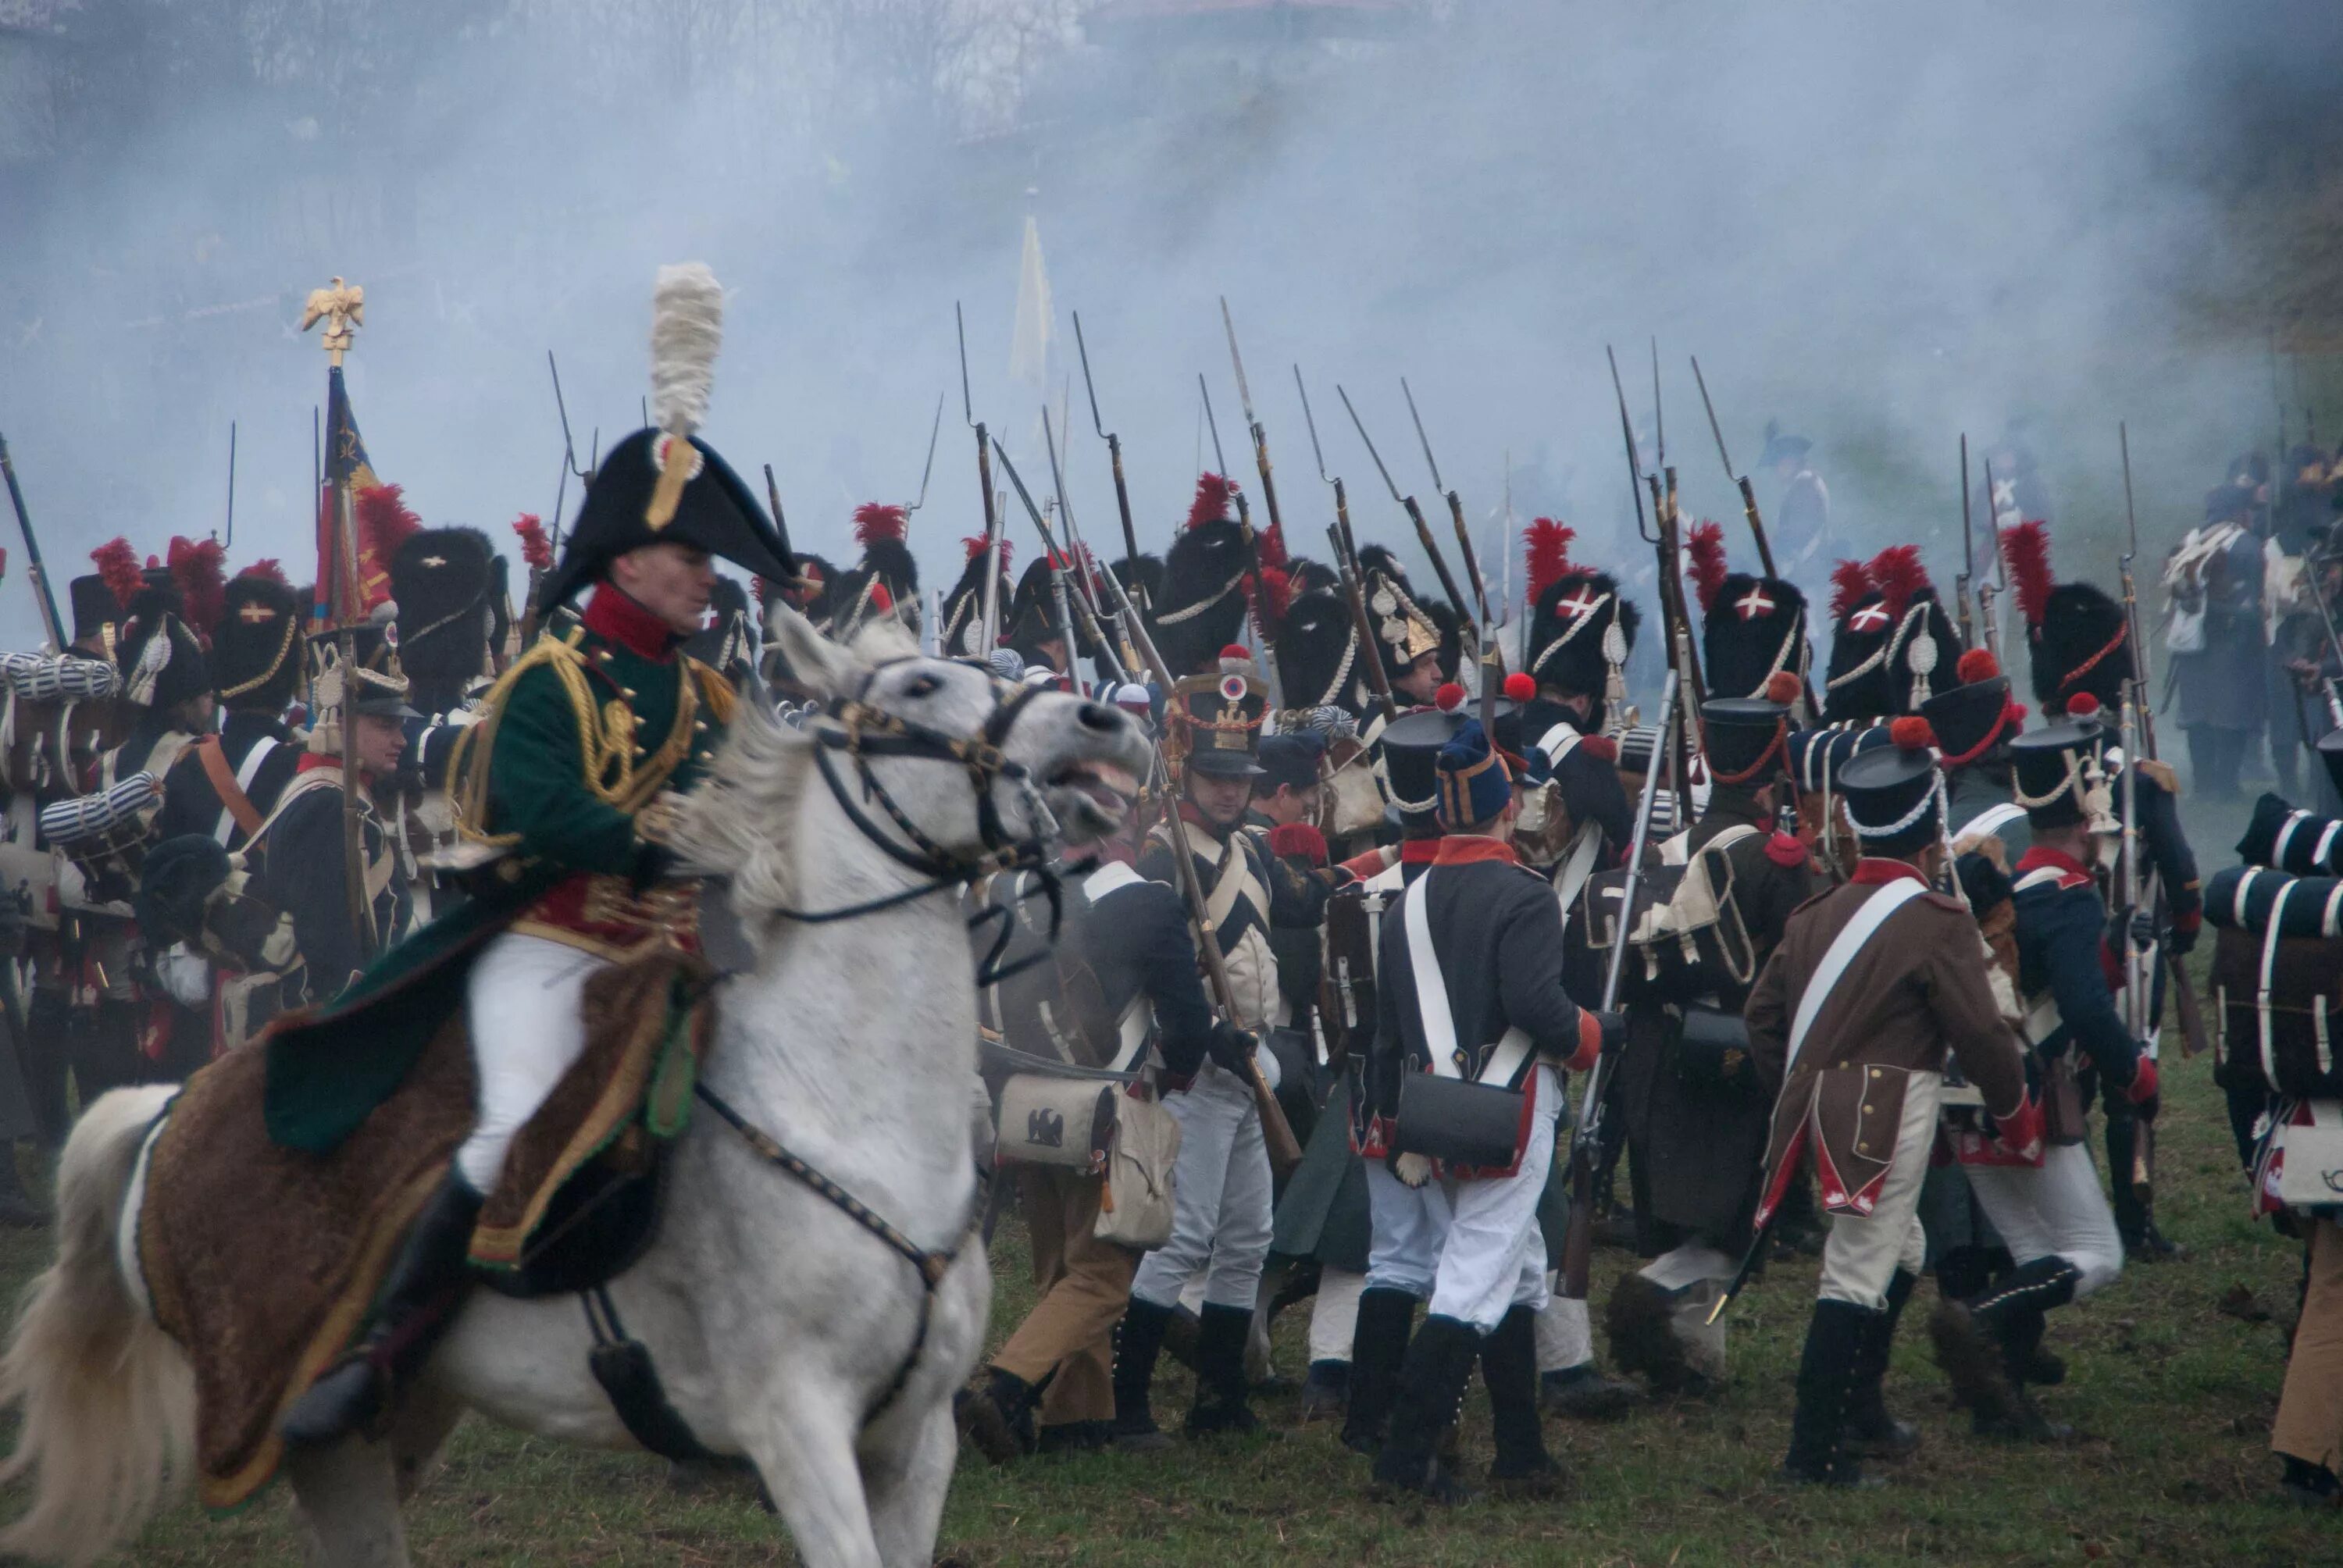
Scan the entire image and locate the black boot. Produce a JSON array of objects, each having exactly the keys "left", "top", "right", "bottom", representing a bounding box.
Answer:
[
  {"left": 1931, "top": 1257, "right": 2080, "bottom": 1441},
  {"left": 1606, "top": 1272, "right": 1704, "bottom": 1396},
  {"left": 957, "top": 1365, "right": 1040, "bottom": 1464},
  {"left": 281, "top": 1172, "right": 483, "bottom": 1446},
  {"left": 1340, "top": 1288, "right": 1418, "bottom": 1456},
  {"left": 1779, "top": 1299, "right": 1883, "bottom": 1488},
  {"left": 1184, "top": 1303, "right": 1259, "bottom": 1435},
  {"left": 1110, "top": 1297, "right": 1175, "bottom": 1451},
  {"left": 1296, "top": 1359, "right": 1349, "bottom": 1424},
  {"left": 1481, "top": 1306, "right": 1560, "bottom": 1496},
  {"left": 0, "top": 1143, "right": 46, "bottom": 1229},
  {"left": 1846, "top": 1269, "right": 1920, "bottom": 1459},
  {"left": 1371, "top": 1314, "right": 1482, "bottom": 1504}
]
